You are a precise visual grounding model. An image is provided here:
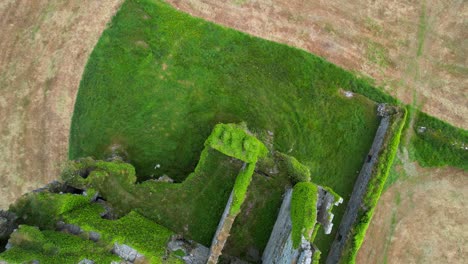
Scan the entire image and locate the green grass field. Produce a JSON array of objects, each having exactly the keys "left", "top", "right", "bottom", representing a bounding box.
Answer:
[{"left": 68, "top": 0, "right": 467, "bottom": 261}]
